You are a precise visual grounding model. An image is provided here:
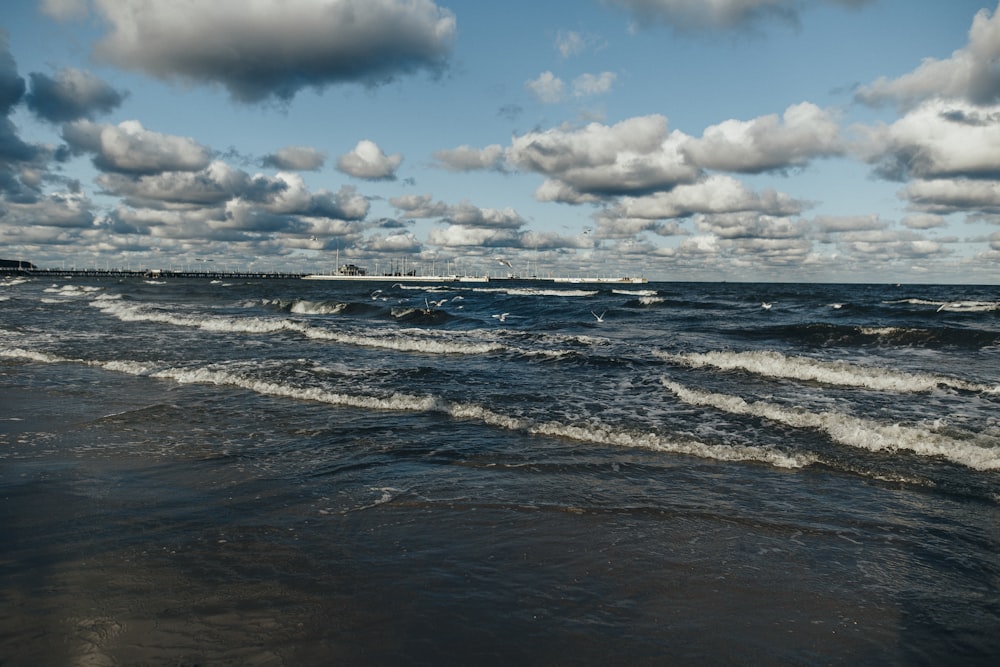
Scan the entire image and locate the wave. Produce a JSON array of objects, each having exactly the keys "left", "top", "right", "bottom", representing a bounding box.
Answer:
[
  {"left": 661, "top": 378, "right": 1000, "bottom": 471},
  {"left": 1, "top": 346, "right": 812, "bottom": 470},
  {"left": 612, "top": 289, "right": 658, "bottom": 297},
  {"left": 936, "top": 300, "right": 1000, "bottom": 313},
  {"left": 42, "top": 284, "right": 103, "bottom": 296},
  {"left": 289, "top": 299, "right": 349, "bottom": 315},
  {"left": 470, "top": 287, "right": 599, "bottom": 298},
  {"left": 655, "top": 349, "right": 998, "bottom": 394},
  {"left": 91, "top": 298, "right": 503, "bottom": 355},
  {"left": 733, "top": 322, "right": 1000, "bottom": 349},
  {"left": 885, "top": 298, "right": 1000, "bottom": 313}
]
